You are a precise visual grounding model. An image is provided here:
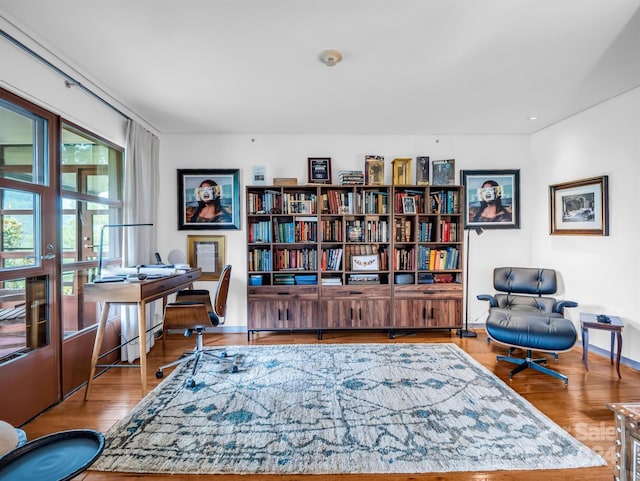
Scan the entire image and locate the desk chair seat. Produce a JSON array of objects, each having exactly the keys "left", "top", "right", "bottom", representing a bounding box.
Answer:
[{"left": 156, "top": 265, "right": 237, "bottom": 387}]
